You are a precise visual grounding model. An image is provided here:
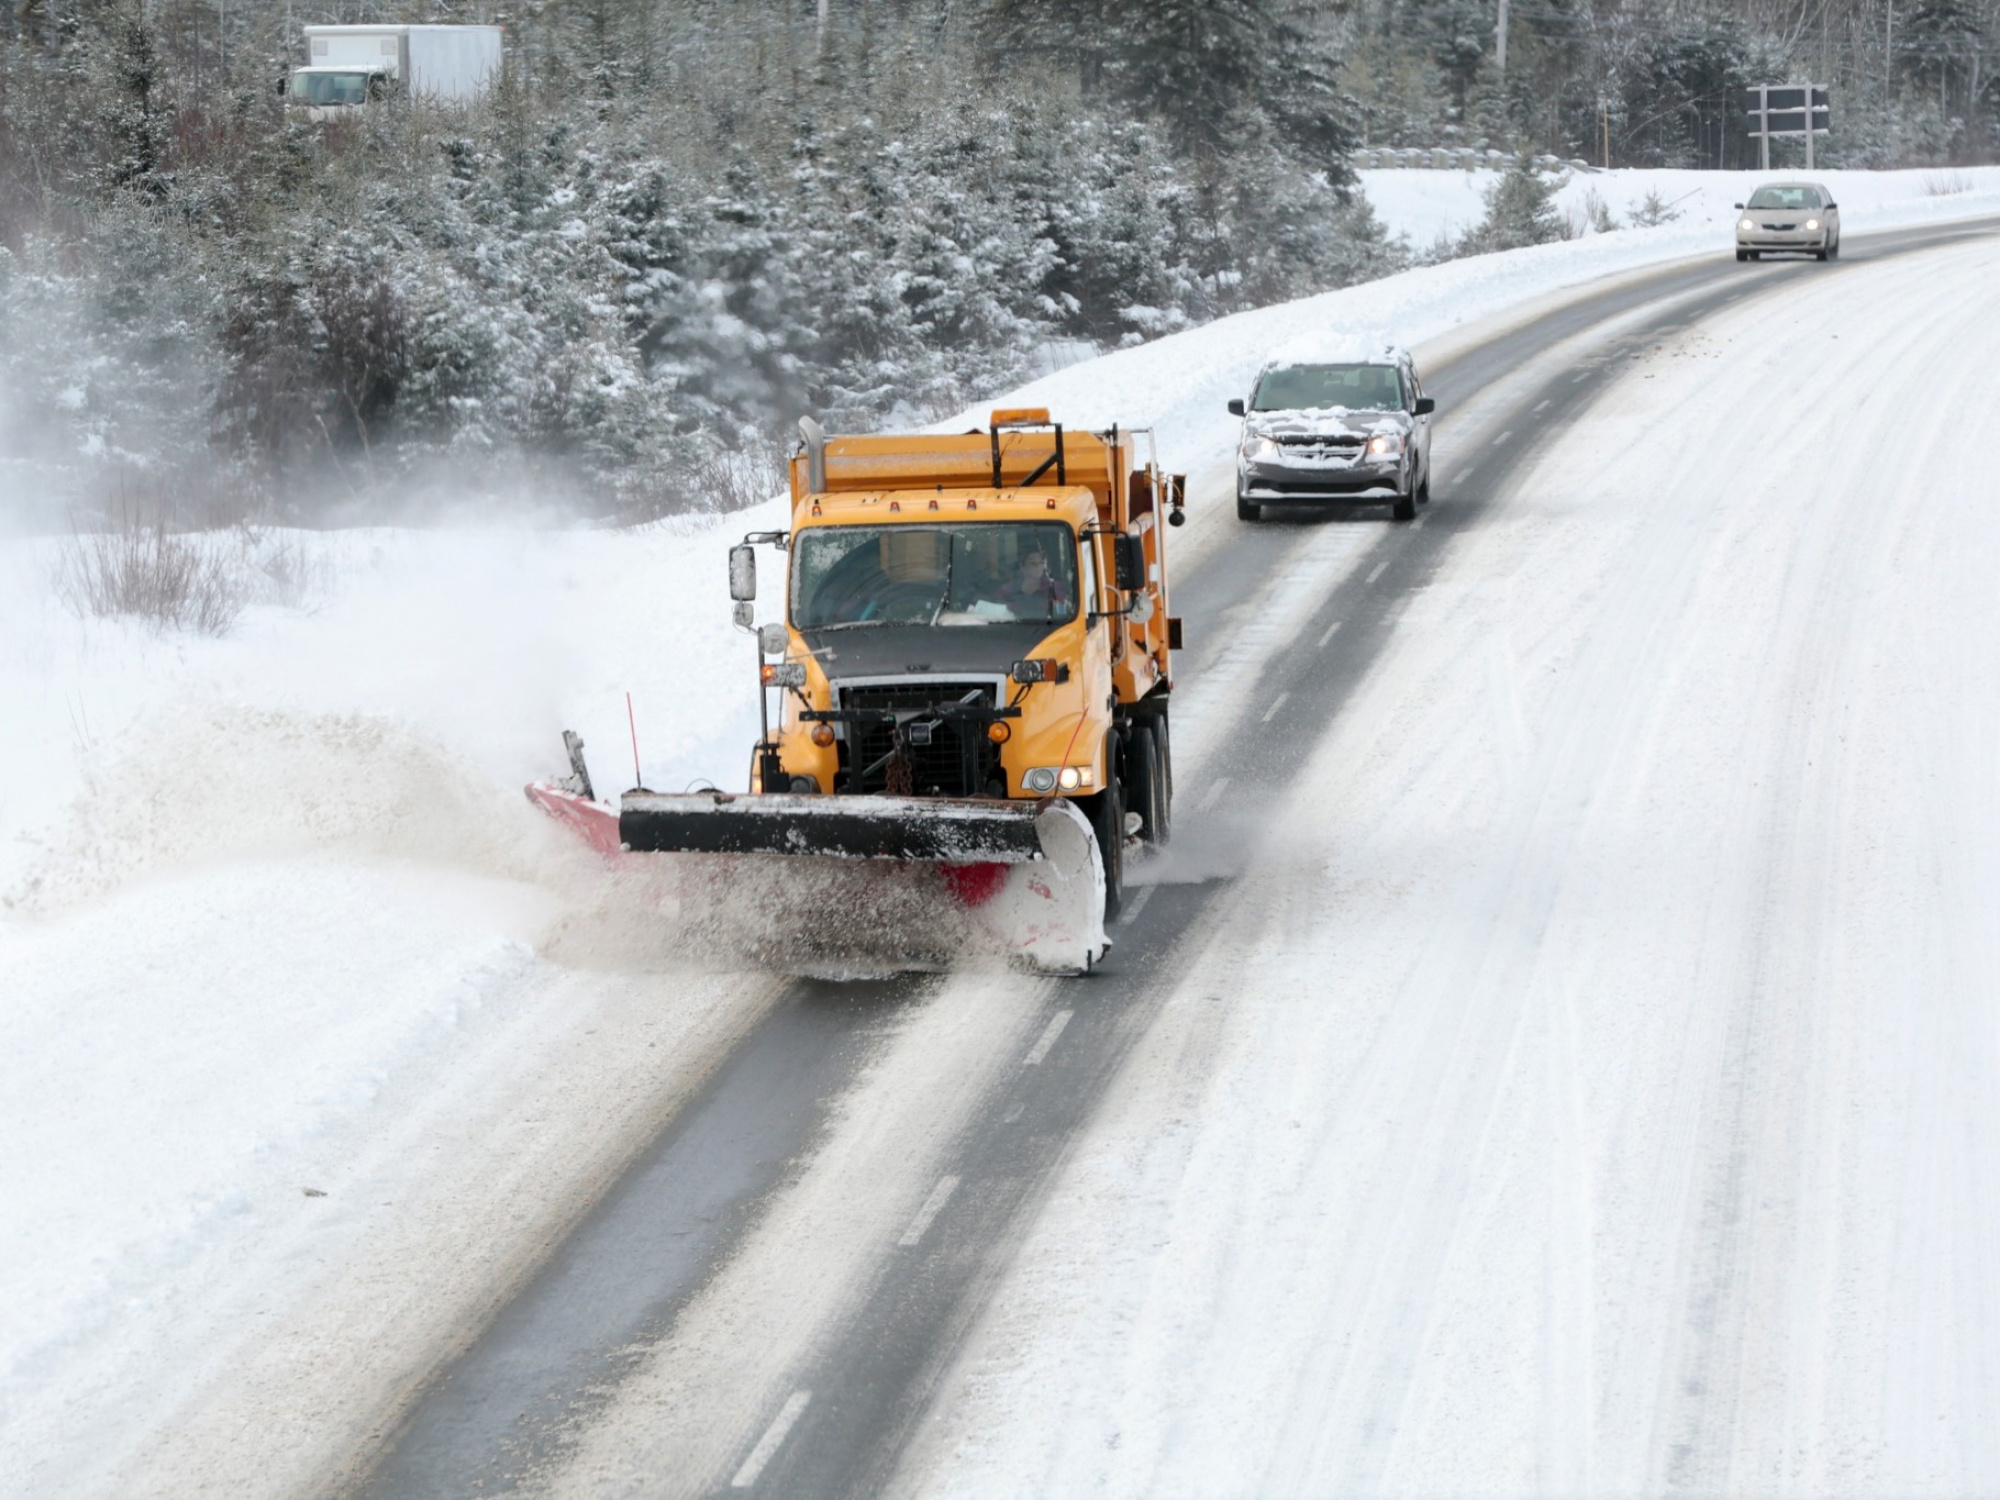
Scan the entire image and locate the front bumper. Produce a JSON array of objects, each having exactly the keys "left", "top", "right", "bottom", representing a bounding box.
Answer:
[
  {"left": 1240, "top": 457, "right": 1407, "bottom": 502},
  {"left": 1737, "top": 228, "right": 1830, "bottom": 253}
]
